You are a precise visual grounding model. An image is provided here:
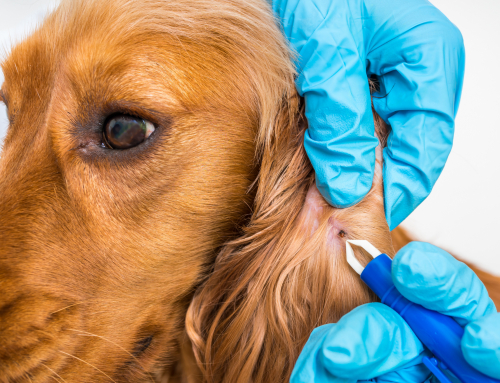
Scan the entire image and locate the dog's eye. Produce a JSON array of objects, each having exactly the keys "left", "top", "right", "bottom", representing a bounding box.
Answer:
[{"left": 103, "top": 114, "right": 155, "bottom": 149}]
